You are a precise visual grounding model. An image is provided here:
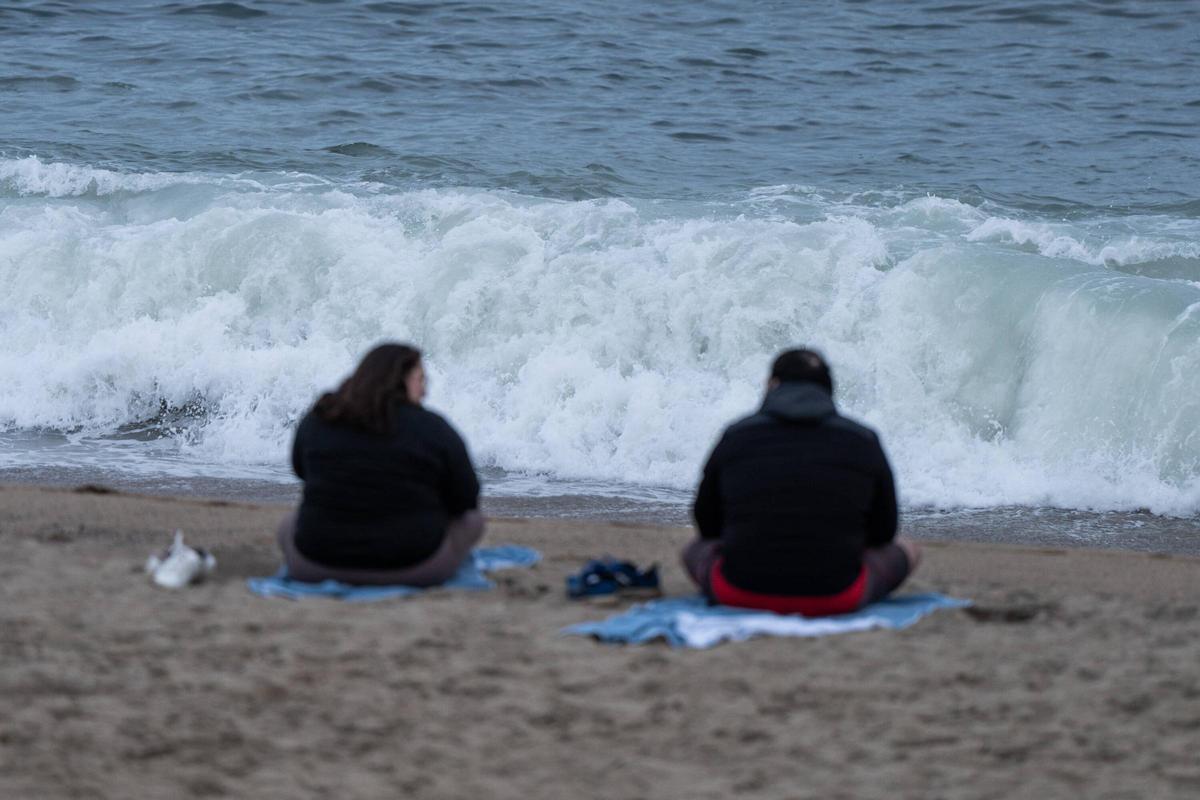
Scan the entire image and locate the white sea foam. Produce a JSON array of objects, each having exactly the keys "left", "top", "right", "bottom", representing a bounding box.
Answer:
[
  {"left": 0, "top": 155, "right": 212, "bottom": 197},
  {"left": 0, "top": 154, "right": 330, "bottom": 198},
  {"left": 966, "top": 216, "right": 1200, "bottom": 269},
  {"left": 2, "top": 158, "right": 1199, "bottom": 515}
]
